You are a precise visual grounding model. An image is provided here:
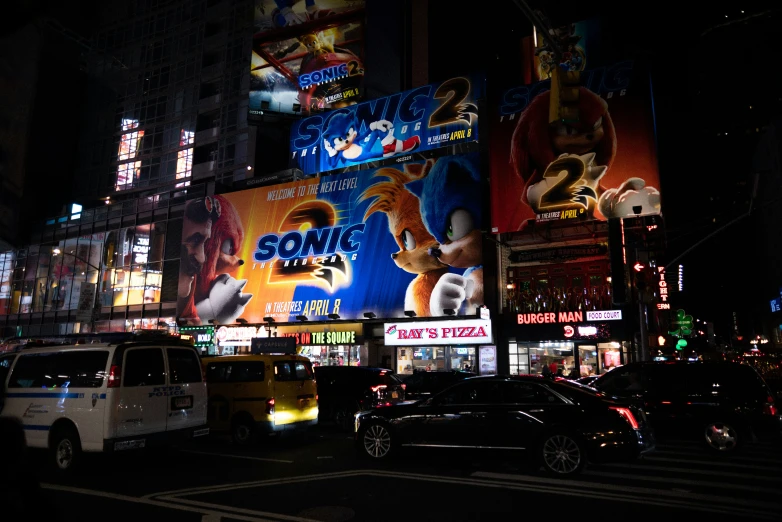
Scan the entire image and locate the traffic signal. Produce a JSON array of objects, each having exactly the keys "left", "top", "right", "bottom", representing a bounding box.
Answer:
[
  {"left": 549, "top": 67, "right": 581, "bottom": 124},
  {"left": 635, "top": 269, "right": 648, "bottom": 291}
]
